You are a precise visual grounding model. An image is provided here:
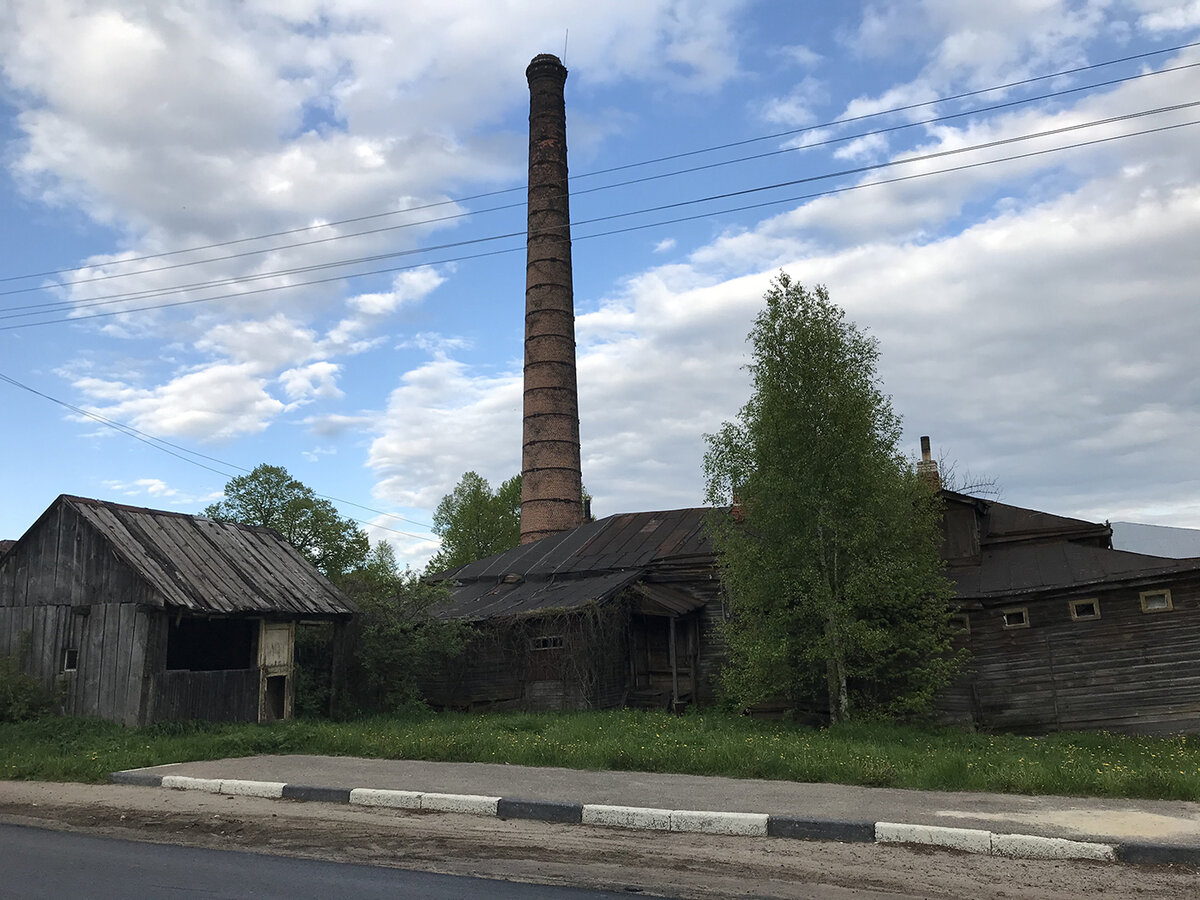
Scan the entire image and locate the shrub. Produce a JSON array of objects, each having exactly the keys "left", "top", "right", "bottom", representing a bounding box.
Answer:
[{"left": 0, "top": 652, "right": 51, "bottom": 723}]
